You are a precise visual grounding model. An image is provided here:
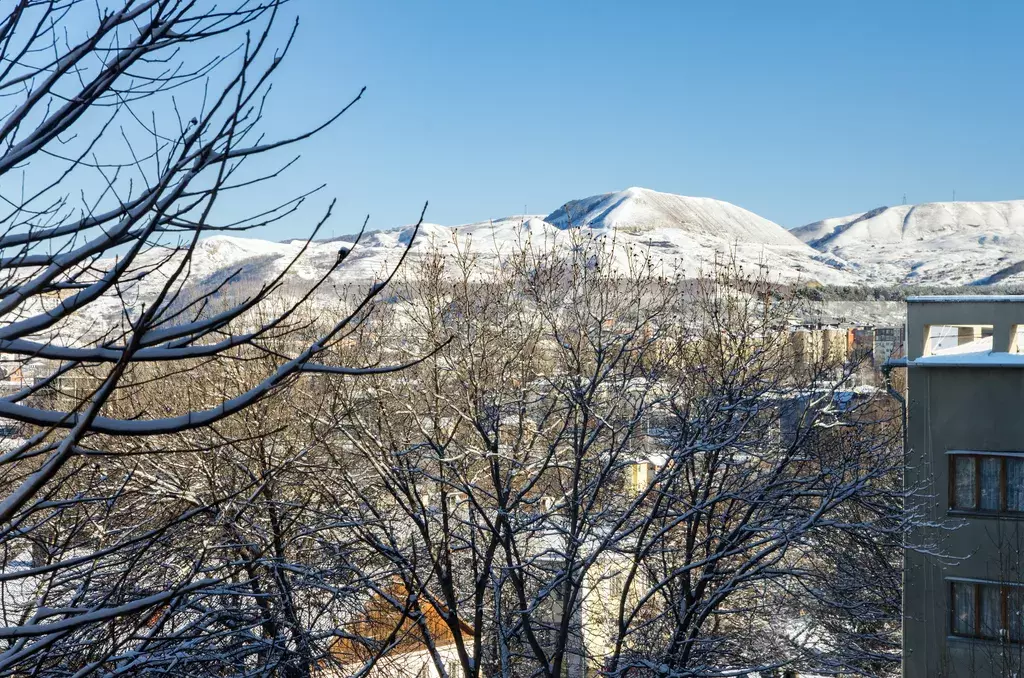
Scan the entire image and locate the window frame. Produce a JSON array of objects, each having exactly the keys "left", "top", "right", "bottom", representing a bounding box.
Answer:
[
  {"left": 949, "top": 579, "right": 1024, "bottom": 643},
  {"left": 948, "top": 451, "right": 1024, "bottom": 516}
]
